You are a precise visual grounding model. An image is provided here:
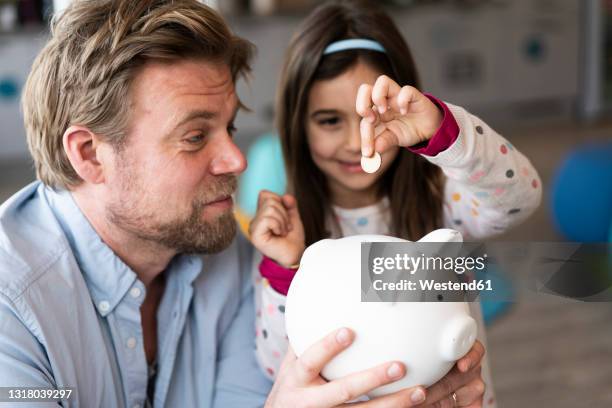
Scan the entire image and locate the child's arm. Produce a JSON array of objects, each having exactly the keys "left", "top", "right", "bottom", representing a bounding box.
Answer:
[
  {"left": 249, "top": 191, "right": 305, "bottom": 380},
  {"left": 253, "top": 254, "right": 293, "bottom": 380},
  {"left": 355, "top": 77, "right": 541, "bottom": 240},
  {"left": 411, "top": 100, "right": 542, "bottom": 239}
]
